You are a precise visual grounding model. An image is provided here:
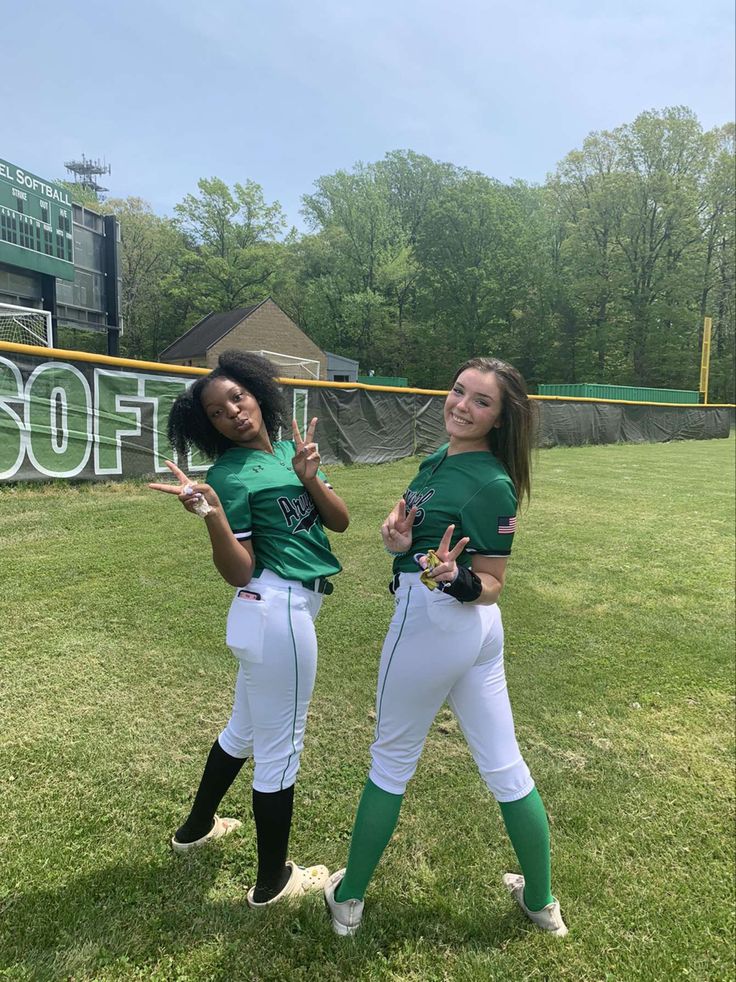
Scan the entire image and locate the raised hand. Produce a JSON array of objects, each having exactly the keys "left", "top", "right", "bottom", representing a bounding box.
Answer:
[
  {"left": 381, "top": 498, "right": 418, "bottom": 554},
  {"left": 148, "top": 459, "right": 220, "bottom": 517},
  {"left": 292, "top": 417, "right": 321, "bottom": 483},
  {"left": 418, "top": 524, "right": 470, "bottom": 585}
]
